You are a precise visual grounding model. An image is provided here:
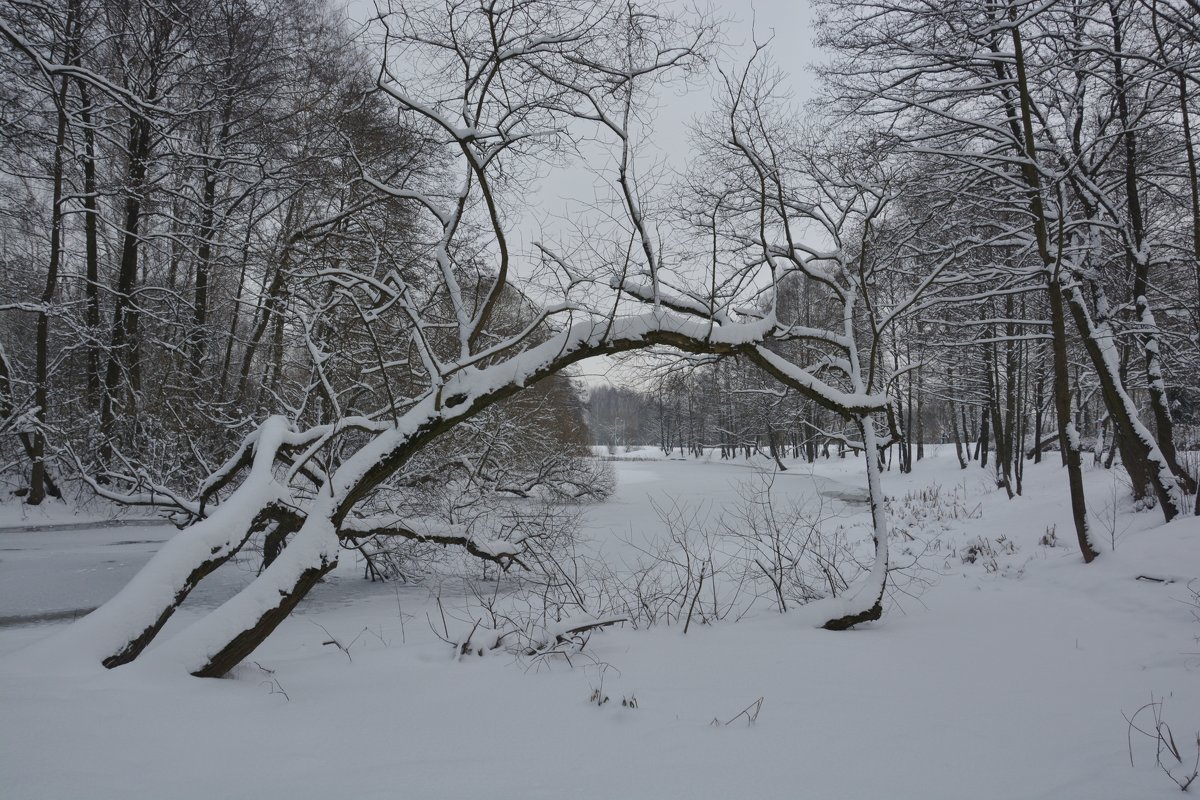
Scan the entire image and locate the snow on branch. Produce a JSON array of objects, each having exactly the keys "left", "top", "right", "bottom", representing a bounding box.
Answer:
[{"left": 340, "top": 514, "right": 527, "bottom": 570}]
